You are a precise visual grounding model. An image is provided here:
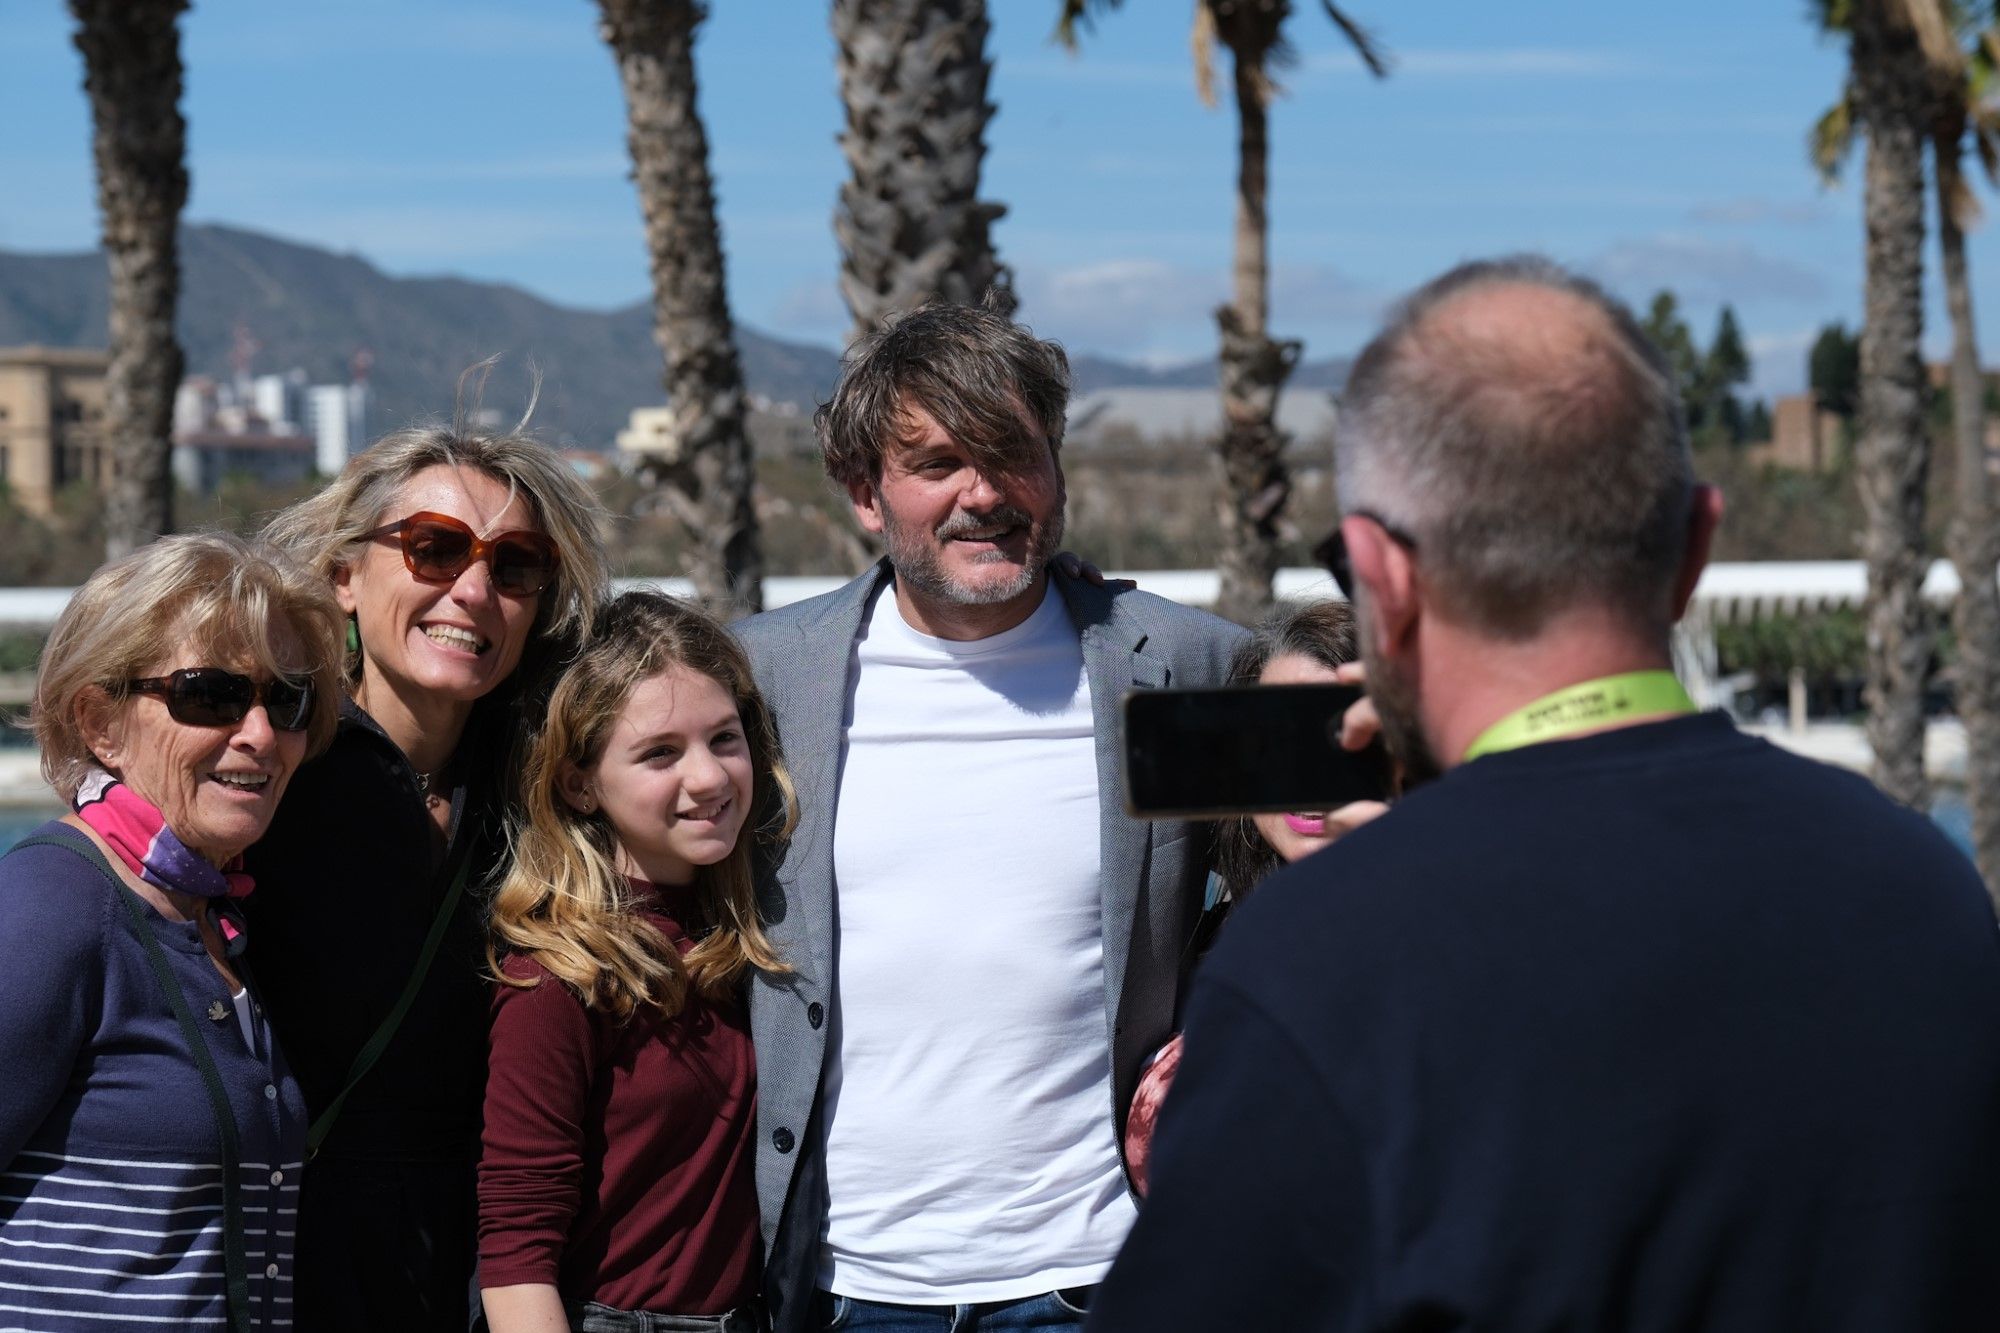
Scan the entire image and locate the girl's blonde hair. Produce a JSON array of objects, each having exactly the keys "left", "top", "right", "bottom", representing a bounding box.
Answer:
[{"left": 489, "top": 591, "right": 794, "bottom": 1020}]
